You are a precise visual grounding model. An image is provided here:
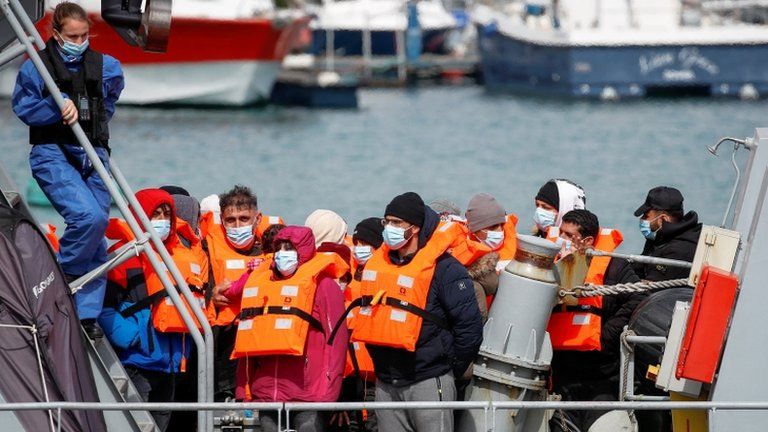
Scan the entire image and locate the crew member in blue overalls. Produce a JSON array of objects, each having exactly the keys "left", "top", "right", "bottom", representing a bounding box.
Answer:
[{"left": 12, "top": 2, "right": 124, "bottom": 339}]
